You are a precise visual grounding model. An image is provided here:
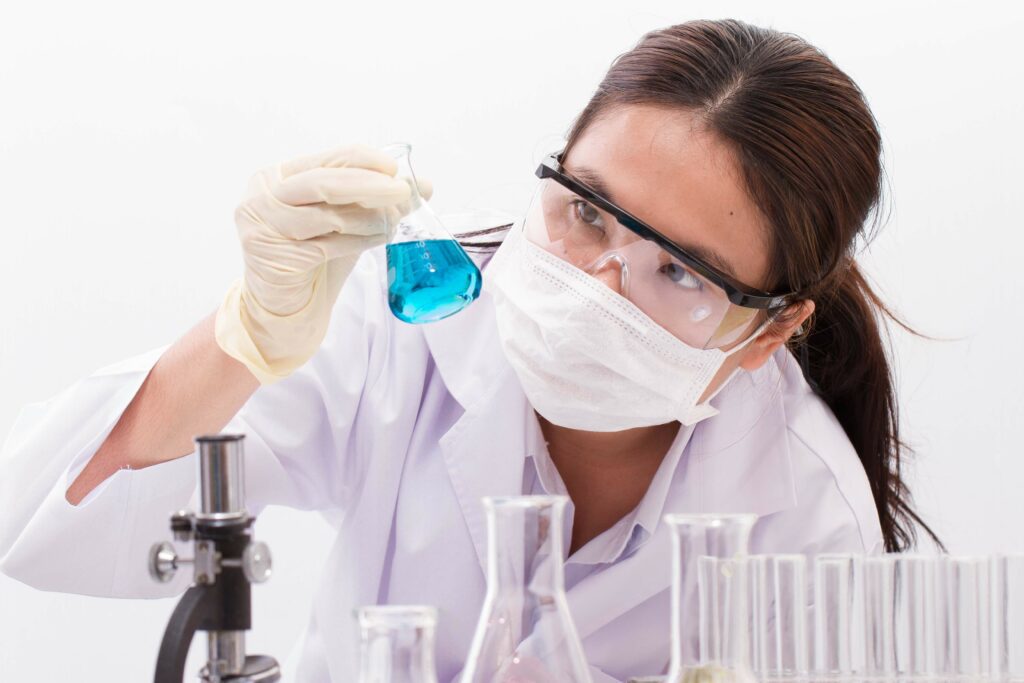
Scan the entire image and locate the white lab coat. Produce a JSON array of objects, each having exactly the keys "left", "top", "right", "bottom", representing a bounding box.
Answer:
[{"left": 0, "top": 231, "right": 884, "bottom": 682}]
